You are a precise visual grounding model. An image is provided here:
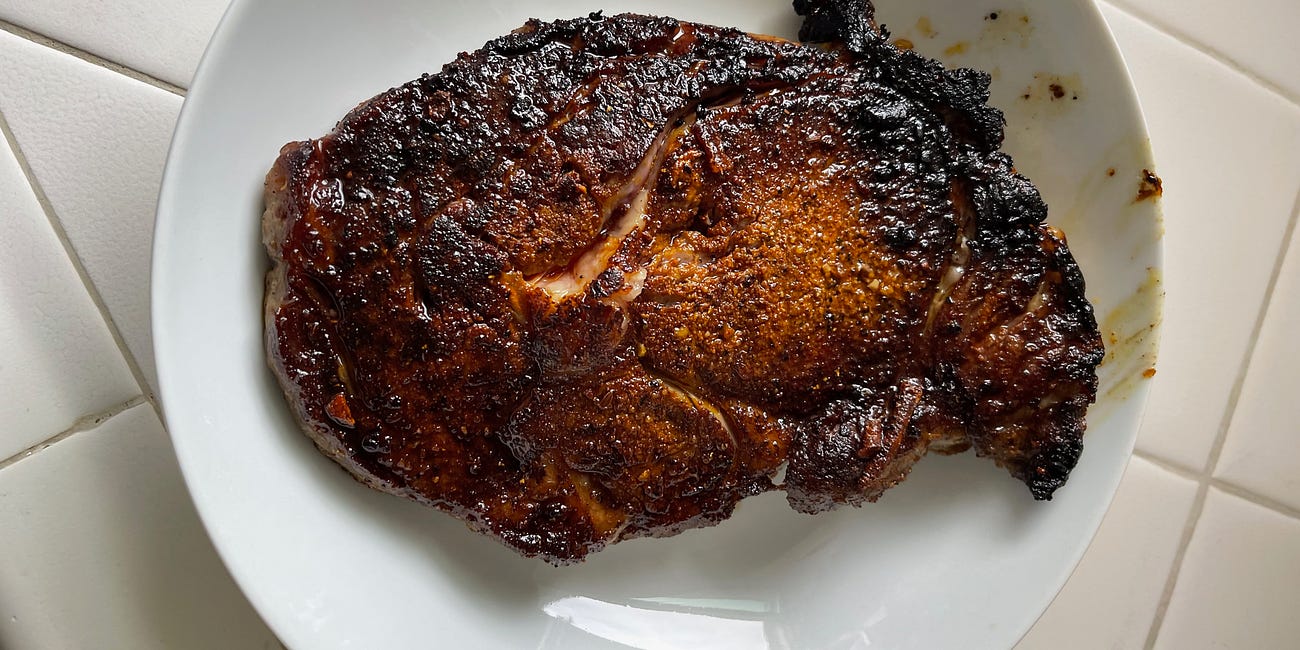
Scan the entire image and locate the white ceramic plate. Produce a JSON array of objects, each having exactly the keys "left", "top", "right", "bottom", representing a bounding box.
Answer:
[{"left": 153, "top": 1, "right": 1162, "bottom": 648}]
